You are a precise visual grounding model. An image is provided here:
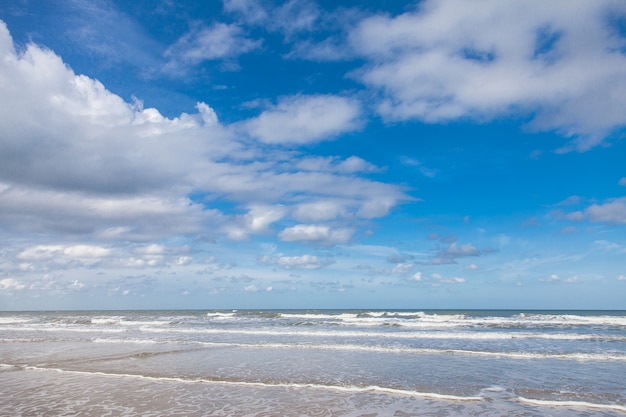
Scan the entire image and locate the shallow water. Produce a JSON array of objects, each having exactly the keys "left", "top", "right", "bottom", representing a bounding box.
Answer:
[{"left": 1, "top": 309, "right": 625, "bottom": 416}]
